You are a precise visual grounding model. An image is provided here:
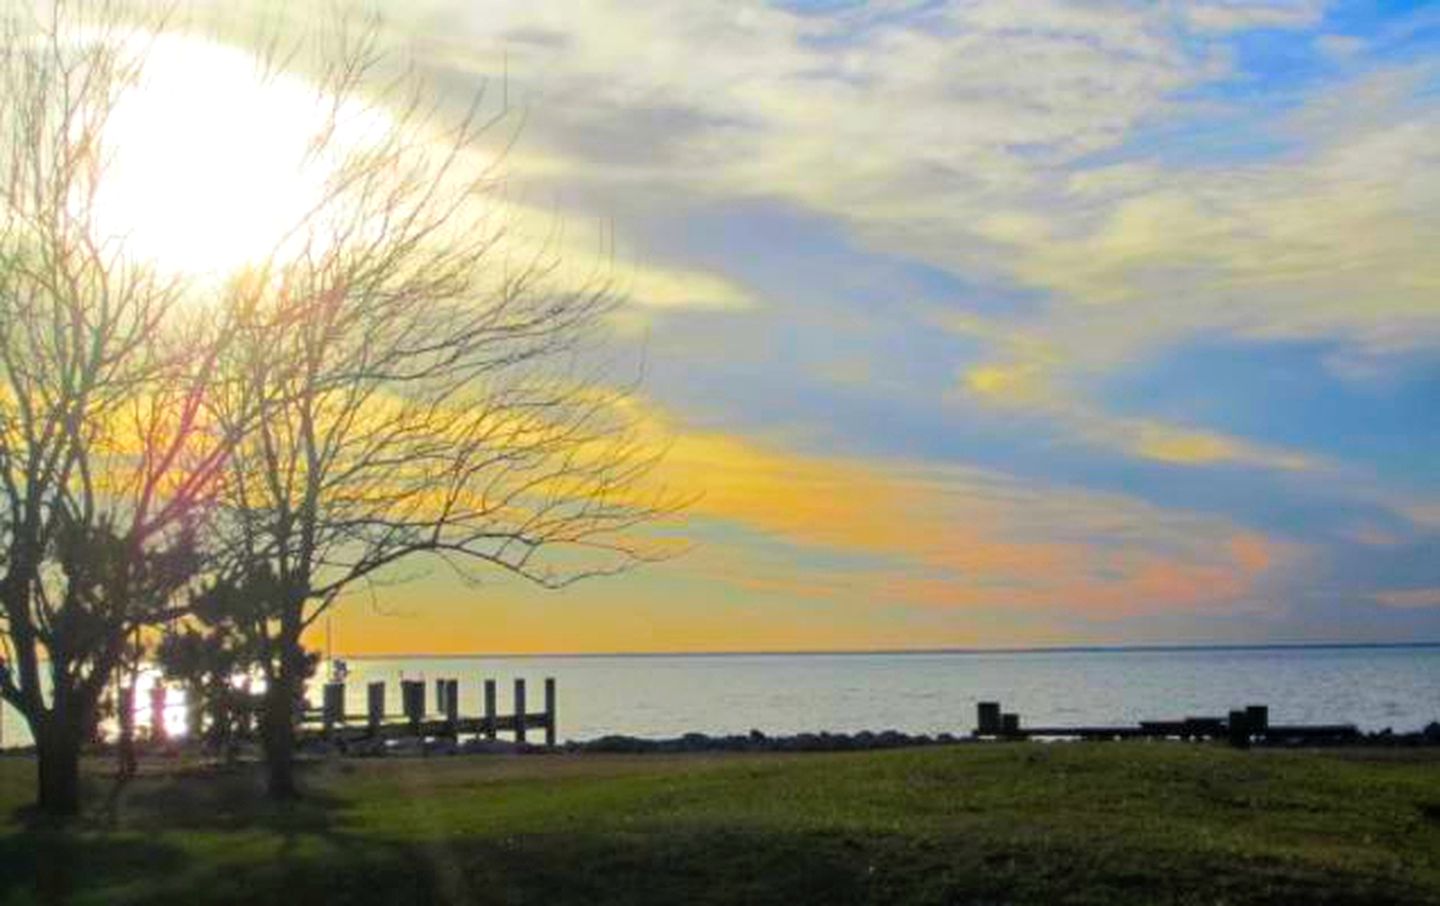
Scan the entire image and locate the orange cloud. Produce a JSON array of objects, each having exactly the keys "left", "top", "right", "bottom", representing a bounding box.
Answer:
[
  {"left": 956, "top": 354, "right": 1313, "bottom": 472},
  {"left": 647, "top": 412, "right": 1294, "bottom": 620},
  {"left": 321, "top": 405, "right": 1297, "bottom": 653}
]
